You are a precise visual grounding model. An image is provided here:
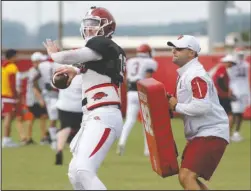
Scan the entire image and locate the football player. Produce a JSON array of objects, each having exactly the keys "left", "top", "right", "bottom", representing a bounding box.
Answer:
[
  {"left": 26, "top": 52, "right": 49, "bottom": 144},
  {"left": 15, "top": 70, "right": 35, "bottom": 144},
  {"left": 32, "top": 53, "right": 59, "bottom": 148},
  {"left": 211, "top": 54, "right": 237, "bottom": 133},
  {"left": 54, "top": 74, "right": 83, "bottom": 165},
  {"left": 43, "top": 6, "right": 126, "bottom": 190},
  {"left": 117, "top": 44, "right": 158, "bottom": 156},
  {"left": 228, "top": 48, "right": 250, "bottom": 142},
  {"left": 2, "top": 49, "right": 20, "bottom": 148}
]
